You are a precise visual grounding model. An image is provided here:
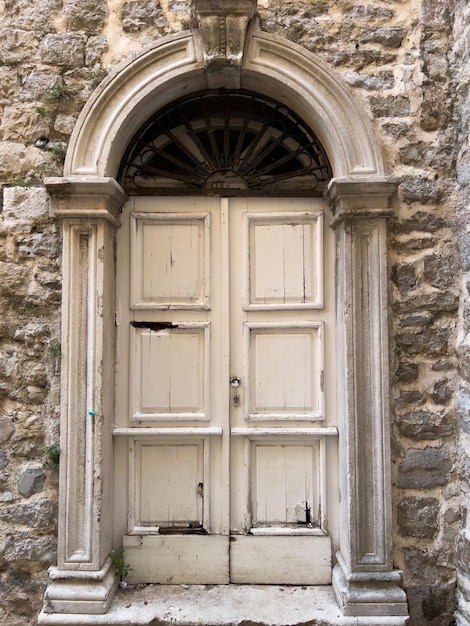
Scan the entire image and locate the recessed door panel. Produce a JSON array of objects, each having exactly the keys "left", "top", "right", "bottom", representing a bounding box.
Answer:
[
  {"left": 245, "top": 322, "right": 324, "bottom": 420},
  {"left": 245, "top": 212, "right": 323, "bottom": 309},
  {"left": 131, "top": 323, "right": 210, "bottom": 420},
  {"left": 131, "top": 211, "right": 210, "bottom": 309}
]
